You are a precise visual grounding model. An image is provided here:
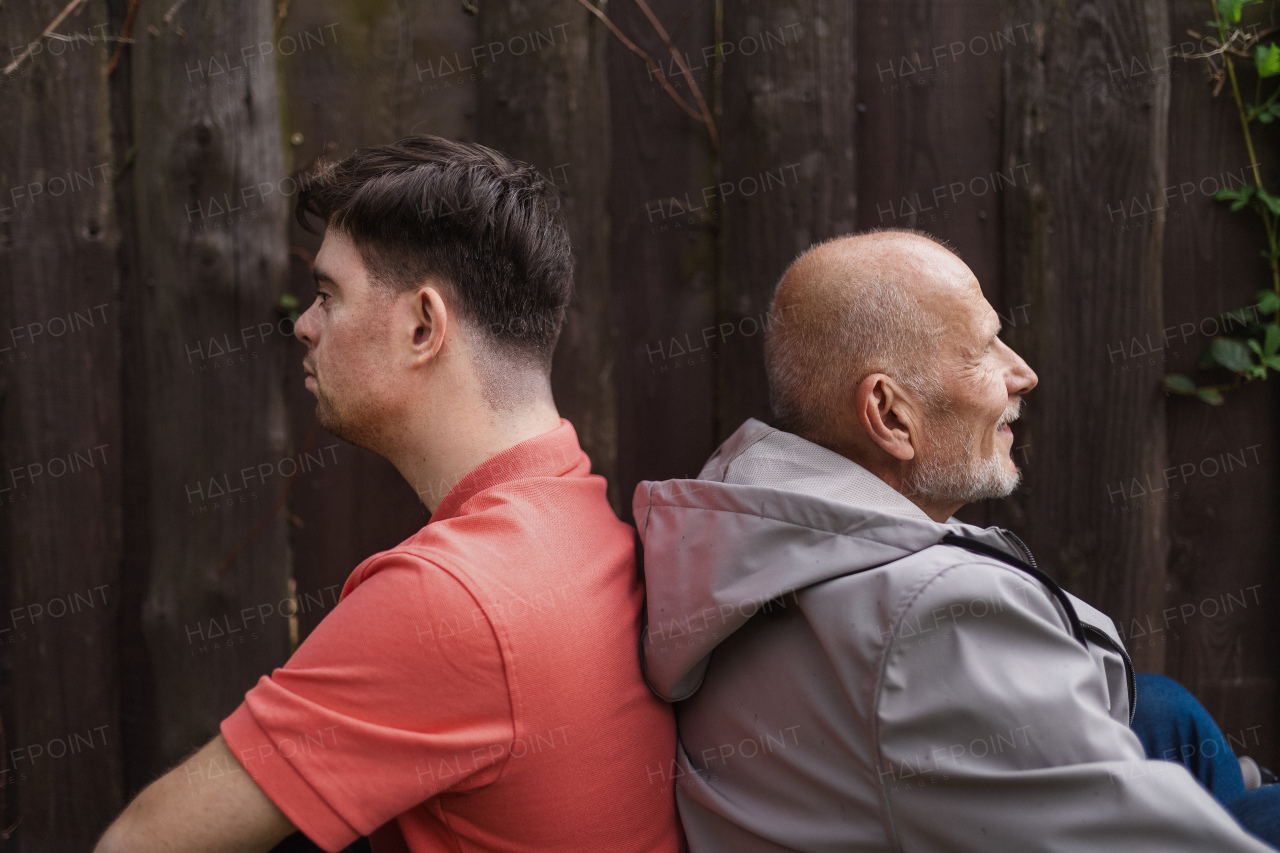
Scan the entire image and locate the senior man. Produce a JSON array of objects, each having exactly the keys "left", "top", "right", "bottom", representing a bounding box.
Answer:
[{"left": 633, "top": 230, "right": 1274, "bottom": 852}]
